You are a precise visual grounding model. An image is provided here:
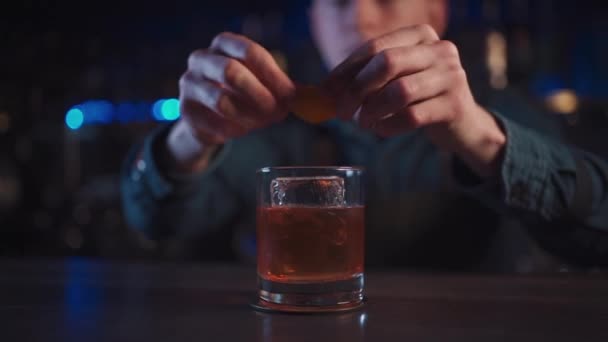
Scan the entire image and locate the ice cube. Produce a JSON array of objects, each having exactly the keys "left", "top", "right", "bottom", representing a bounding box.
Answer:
[{"left": 271, "top": 176, "right": 345, "bottom": 206}]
